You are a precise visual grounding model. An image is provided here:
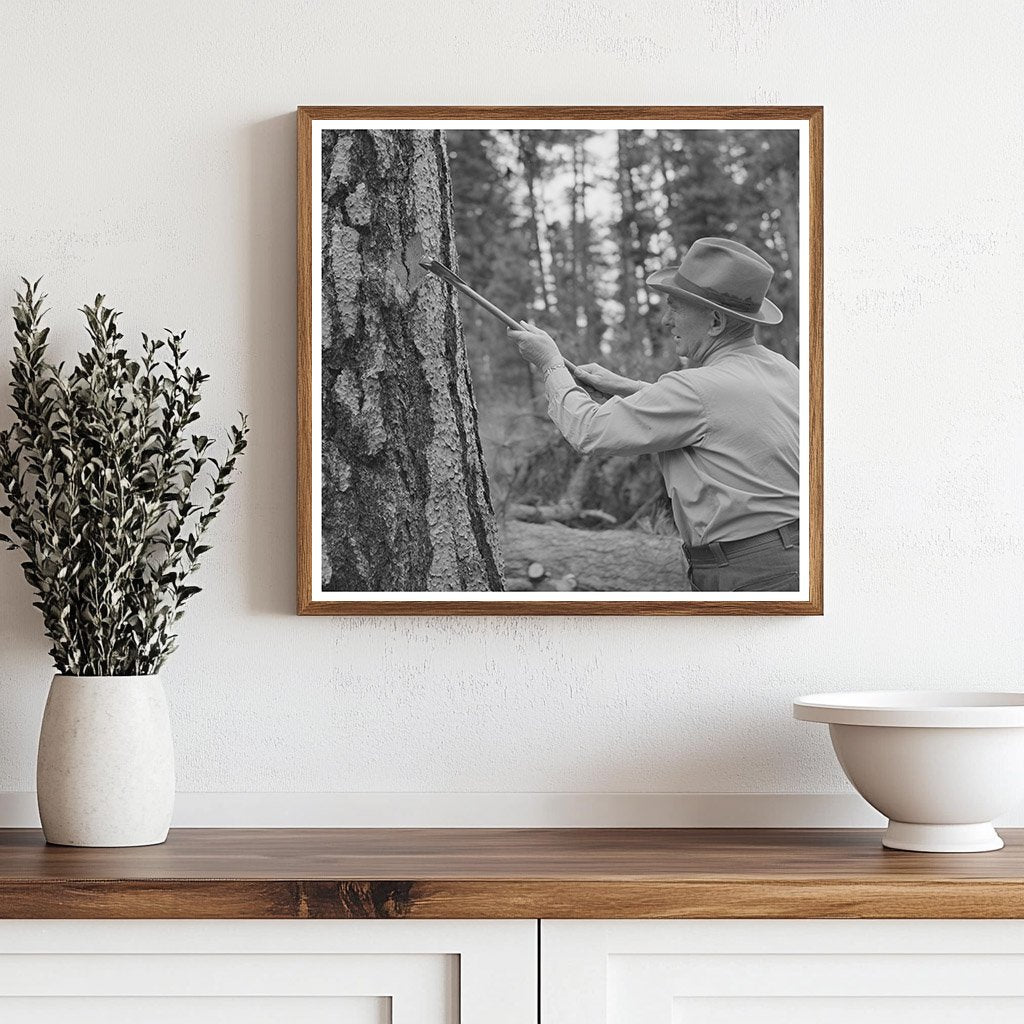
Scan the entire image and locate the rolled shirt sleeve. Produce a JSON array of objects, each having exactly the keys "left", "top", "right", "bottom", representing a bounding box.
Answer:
[{"left": 543, "top": 366, "right": 707, "bottom": 457}]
